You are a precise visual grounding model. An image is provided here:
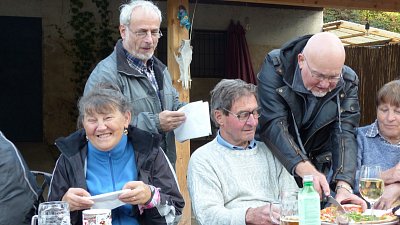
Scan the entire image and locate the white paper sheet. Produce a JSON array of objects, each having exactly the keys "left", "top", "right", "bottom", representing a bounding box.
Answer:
[
  {"left": 174, "top": 101, "right": 212, "bottom": 142},
  {"left": 85, "top": 189, "right": 130, "bottom": 210}
]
